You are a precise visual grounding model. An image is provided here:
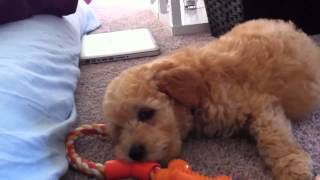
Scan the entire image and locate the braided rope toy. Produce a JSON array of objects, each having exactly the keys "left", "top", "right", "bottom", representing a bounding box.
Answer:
[{"left": 65, "top": 123, "right": 232, "bottom": 180}]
